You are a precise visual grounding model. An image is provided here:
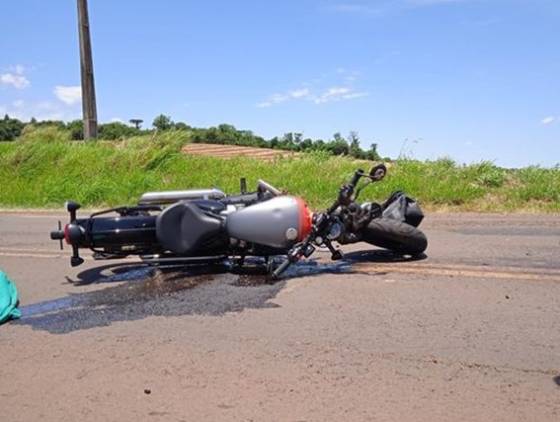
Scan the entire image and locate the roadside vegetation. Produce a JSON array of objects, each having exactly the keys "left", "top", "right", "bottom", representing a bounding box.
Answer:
[
  {"left": 0, "top": 123, "right": 558, "bottom": 212},
  {"left": 0, "top": 114, "right": 381, "bottom": 160}
]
